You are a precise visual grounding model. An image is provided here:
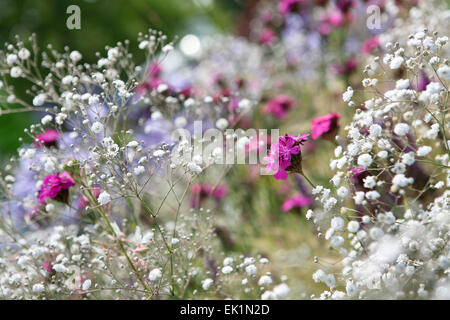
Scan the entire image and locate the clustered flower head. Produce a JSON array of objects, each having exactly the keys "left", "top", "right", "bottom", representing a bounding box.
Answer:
[{"left": 307, "top": 23, "right": 450, "bottom": 299}]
